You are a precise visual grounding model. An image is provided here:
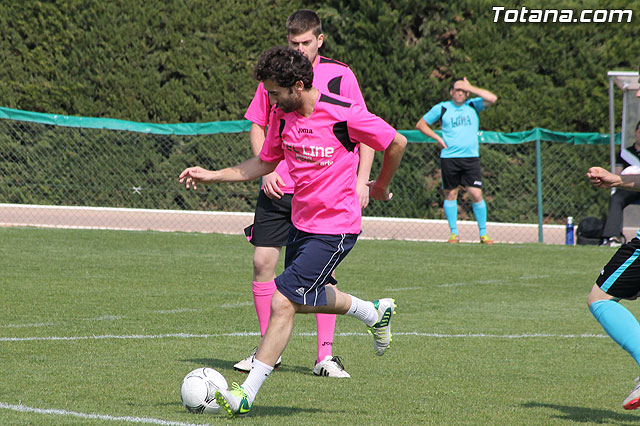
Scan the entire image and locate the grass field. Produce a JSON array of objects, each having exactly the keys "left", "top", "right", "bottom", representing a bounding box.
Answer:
[{"left": 1, "top": 227, "right": 639, "bottom": 425}]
